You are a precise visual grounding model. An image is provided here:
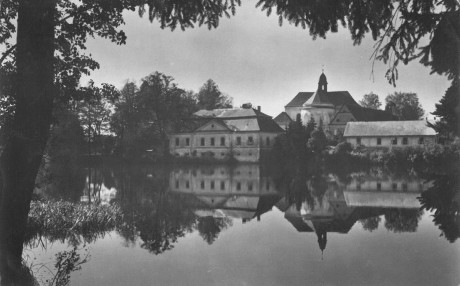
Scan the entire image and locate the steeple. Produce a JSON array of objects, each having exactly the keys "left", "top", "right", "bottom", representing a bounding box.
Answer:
[{"left": 318, "top": 72, "right": 328, "bottom": 92}]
